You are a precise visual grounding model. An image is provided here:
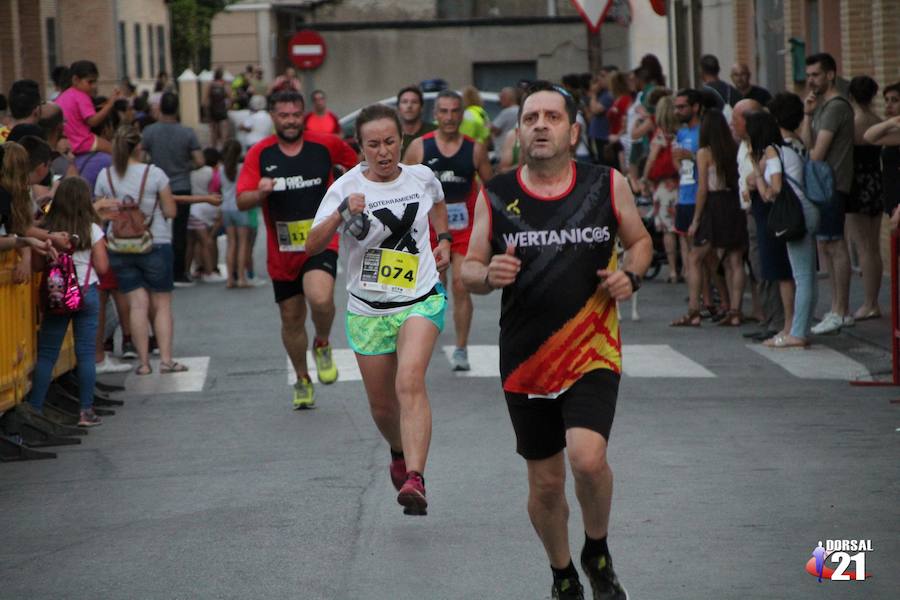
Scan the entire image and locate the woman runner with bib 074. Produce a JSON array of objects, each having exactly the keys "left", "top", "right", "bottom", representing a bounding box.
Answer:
[{"left": 306, "top": 104, "right": 451, "bottom": 516}]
